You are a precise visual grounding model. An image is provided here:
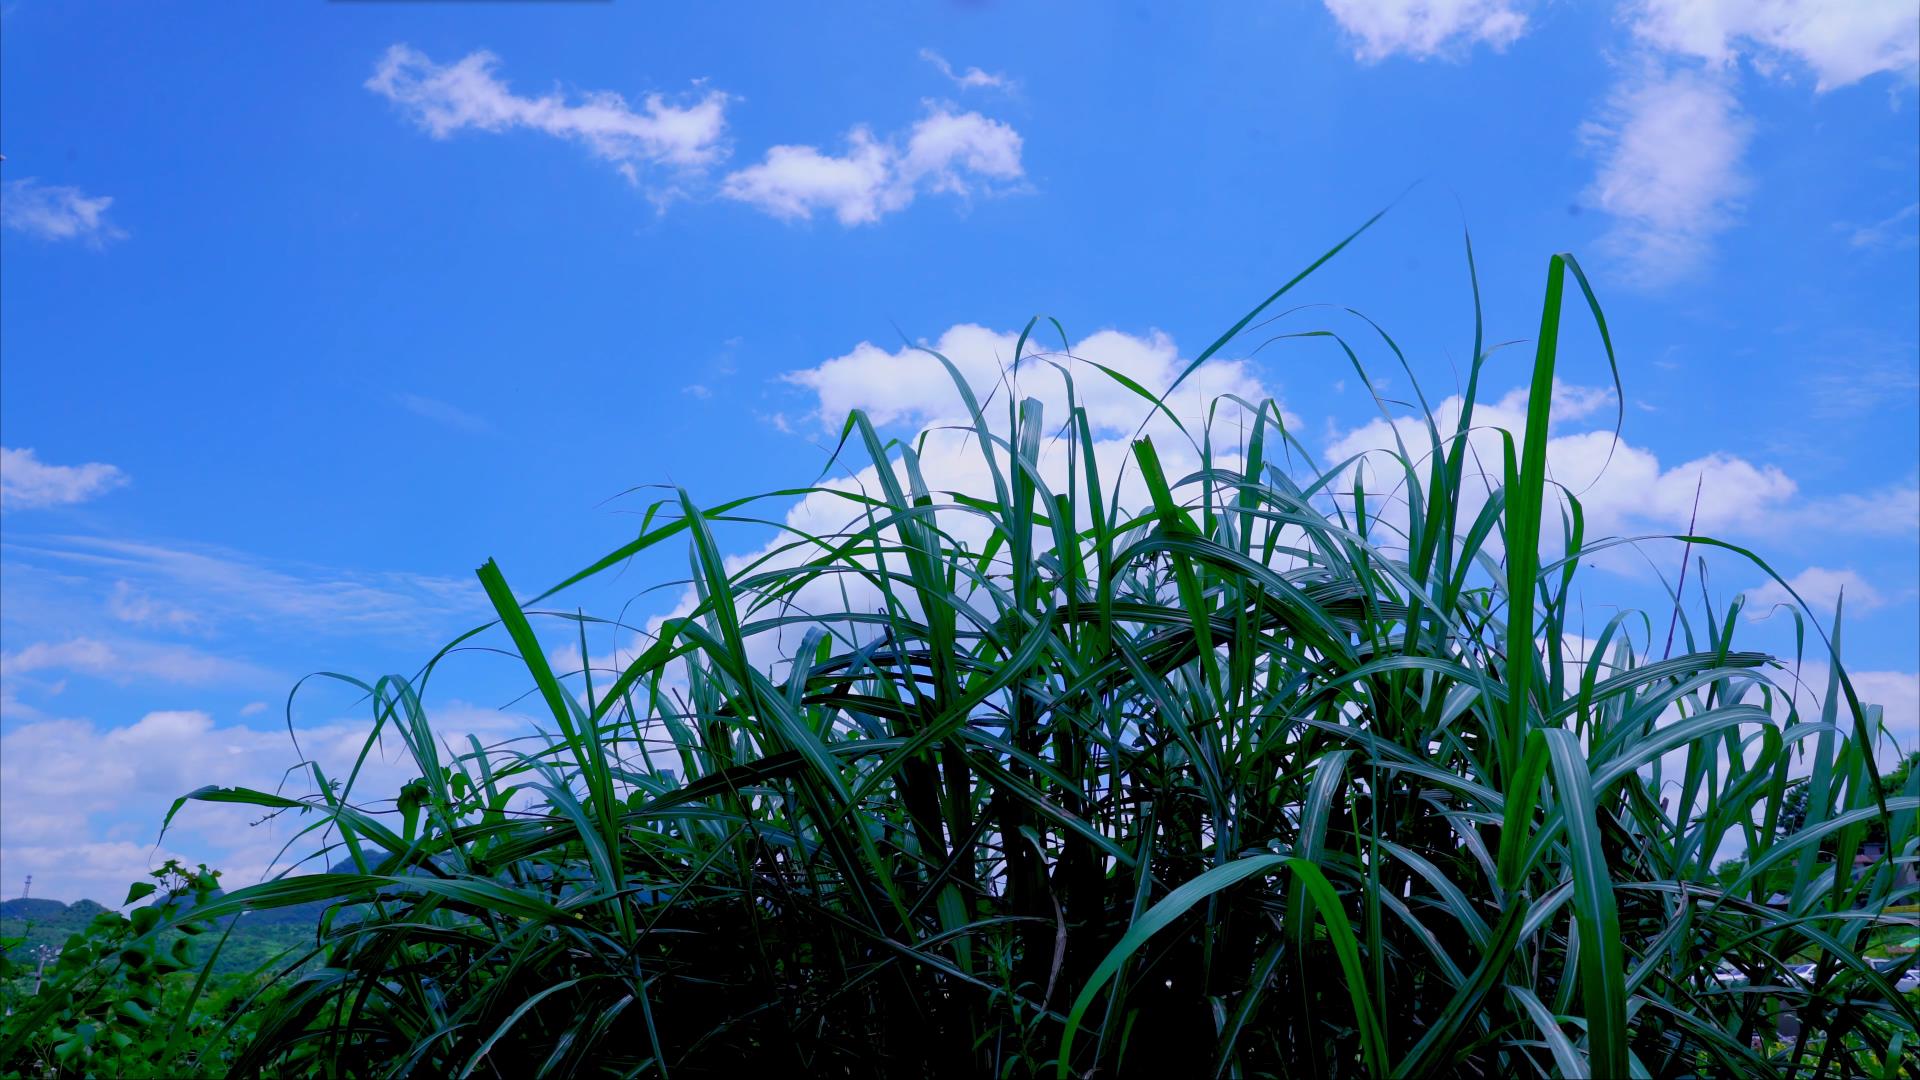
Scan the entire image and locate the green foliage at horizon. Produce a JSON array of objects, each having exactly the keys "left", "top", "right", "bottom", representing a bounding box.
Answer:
[
  {"left": 4, "top": 226, "right": 1916, "bottom": 1078},
  {"left": 1, "top": 895, "right": 321, "bottom": 982},
  {"left": 0, "top": 863, "right": 286, "bottom": 1078}
]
